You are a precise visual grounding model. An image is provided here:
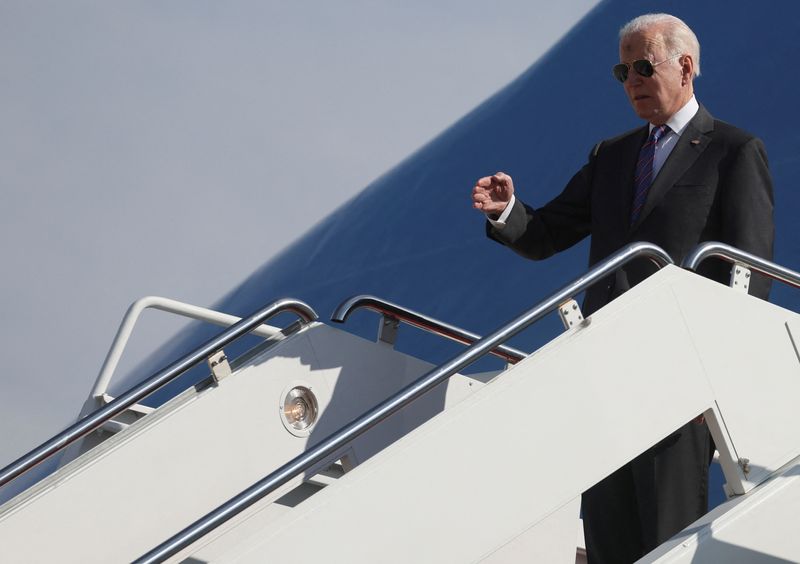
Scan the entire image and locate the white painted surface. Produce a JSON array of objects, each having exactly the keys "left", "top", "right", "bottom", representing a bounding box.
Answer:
[
  {"left": 480, "top": 496, "right": 581, "bottom": 564},
  {"left": 643, "top": 456, "right": 800, "bottom": 563},
  {"left": 0, "top": 323, "right": 489, "bottom": 563},
  {"left": 4, "top": 266, "right": 800, "bottom": 563},
  {"left": 667, "top": 271, "right": 800, "bottom": 490},
  {"left": 187, "top": 267, "right": 800, "bottom": 563}
]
